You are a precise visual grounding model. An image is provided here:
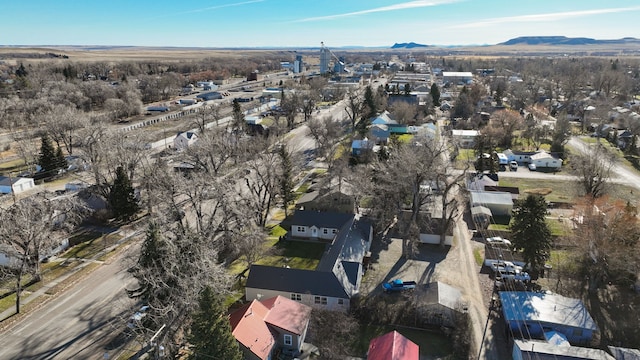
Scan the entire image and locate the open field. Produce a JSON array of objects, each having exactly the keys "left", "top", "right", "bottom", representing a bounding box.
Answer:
[{"left": 2, "top": 42, "right": 640, "bottom": 65}]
